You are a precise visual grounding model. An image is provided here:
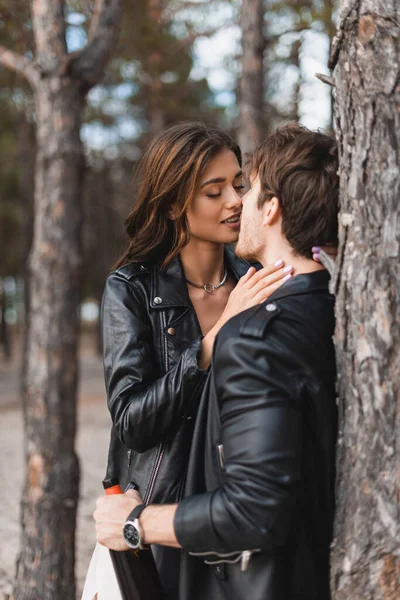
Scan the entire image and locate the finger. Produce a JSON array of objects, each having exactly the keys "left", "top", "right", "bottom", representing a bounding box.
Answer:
[
  {"left": 313, "top": 244, "right": 337, "bottom": 258},
  {"left": 255, "top": 274, "right": 292, "bottom": 303},
  {"left": 313, "top": 253, "right": 321, "bottom": 262},
  {"left": 93, "top": 508, "right": 115, "bottom": 524},
  {"left": 320, "top": 244, "right": 338, "bottom": 257},
  {"left": 245, "top": 260, "right": 285, "bottom": 288},
  {"left": 125, "top": 489, "right": 143, "bottom": 502},
  {"left": 250, "top": 266, "right": 293, "bottom": 296},
  {"left": 96, "top": 496, "right": 106, "bottom": 511},
  {"left": 318, "top": 249, "right": 336, "bottom": 276},
  {"left": 237, "top": 266, "right": 257, "bottom": 286}
]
